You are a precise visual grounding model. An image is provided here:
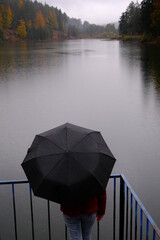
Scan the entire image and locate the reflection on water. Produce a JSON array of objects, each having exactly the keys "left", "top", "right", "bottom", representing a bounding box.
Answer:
[
  {"left": 140, "top": 45, "right": 160, "bottom": 93},
  {"left": 0, "top": 41, "right": 67, "bottom": 83},
  {"left": 0, "top": 42, "right": 28, "bottom": 79},
  {"left": 0, "top": 40, "right": 160, "bottom": 237},
  {"left": 119, "top": 41, "right": 160, "bottom": 94}
]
